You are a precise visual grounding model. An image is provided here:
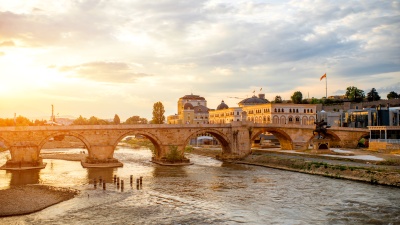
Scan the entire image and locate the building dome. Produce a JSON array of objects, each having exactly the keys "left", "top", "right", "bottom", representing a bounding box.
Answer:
[
  {"left": 216, "top": 100, "right": 229, "bottom": 110},
  {"left": 183, "top": 103, "right": 194, "bottom": 110},
  {"left": 238, "top": 95, "right": 269, "bottom": 106}
]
